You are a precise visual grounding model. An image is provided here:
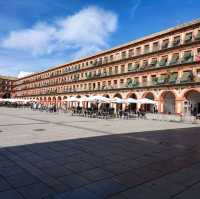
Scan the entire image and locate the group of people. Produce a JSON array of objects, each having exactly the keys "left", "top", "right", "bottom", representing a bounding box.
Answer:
[{"left": 31, "top": 103, "right": 57, "bottom": 112}]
